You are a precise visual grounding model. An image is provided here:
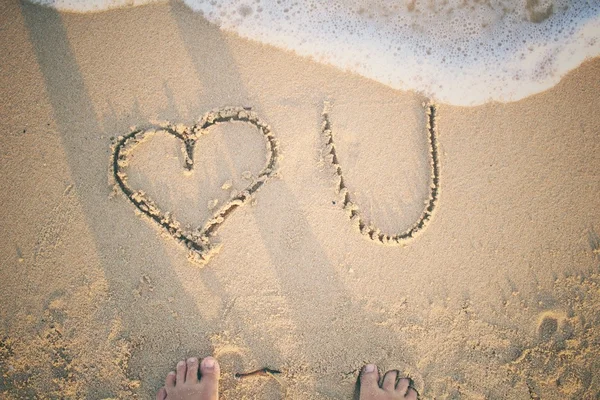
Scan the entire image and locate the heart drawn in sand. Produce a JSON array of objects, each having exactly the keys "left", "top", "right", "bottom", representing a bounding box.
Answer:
[{"left": 111, "top": 107, "right": 278, "bottom": 264}]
